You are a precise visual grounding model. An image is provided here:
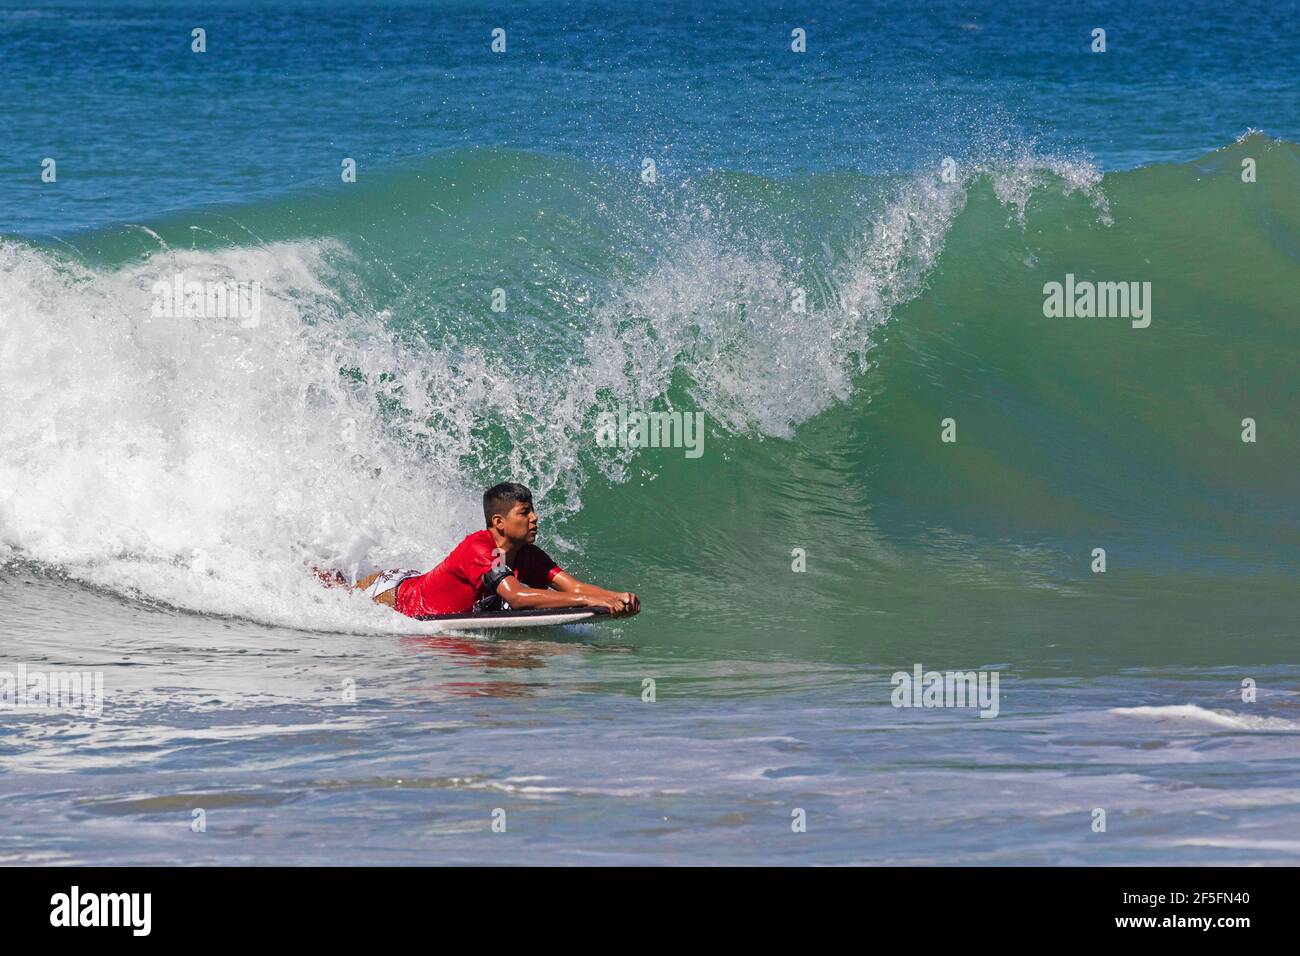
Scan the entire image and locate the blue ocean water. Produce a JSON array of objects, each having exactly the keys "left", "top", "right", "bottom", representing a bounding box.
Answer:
[{"left": 3, "top": 0, "right": 1297, "bottom": 234}]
